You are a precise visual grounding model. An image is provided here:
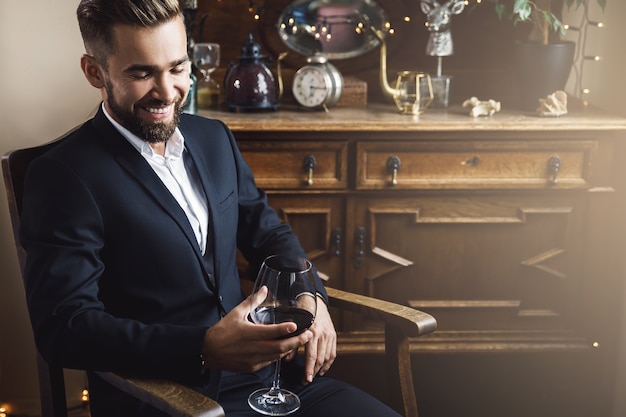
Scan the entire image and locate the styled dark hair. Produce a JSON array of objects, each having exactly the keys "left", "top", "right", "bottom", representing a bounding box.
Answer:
[{"left": 77, "top": 0, "right": 182, "bottom": 65}]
